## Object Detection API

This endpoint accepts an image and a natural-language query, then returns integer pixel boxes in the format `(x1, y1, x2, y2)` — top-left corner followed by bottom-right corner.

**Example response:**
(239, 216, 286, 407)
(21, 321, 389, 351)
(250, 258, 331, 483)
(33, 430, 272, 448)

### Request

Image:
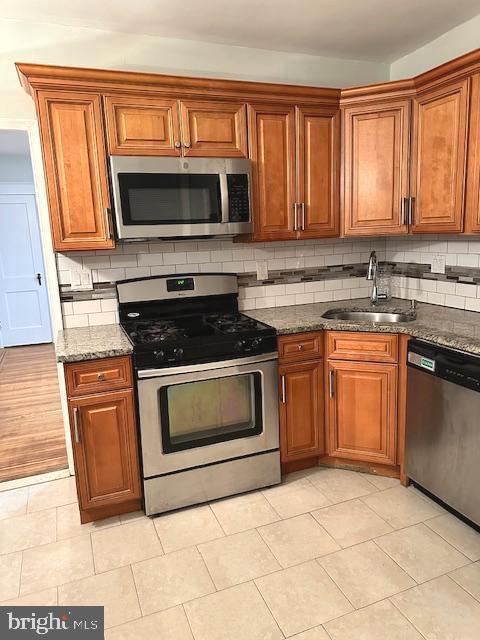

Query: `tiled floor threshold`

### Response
(1, 467, 480, 639)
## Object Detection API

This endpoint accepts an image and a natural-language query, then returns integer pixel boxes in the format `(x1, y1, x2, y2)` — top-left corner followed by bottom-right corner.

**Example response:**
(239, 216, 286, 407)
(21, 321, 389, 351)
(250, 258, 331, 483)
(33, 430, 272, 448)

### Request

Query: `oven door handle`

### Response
(137, 352, 279, 378)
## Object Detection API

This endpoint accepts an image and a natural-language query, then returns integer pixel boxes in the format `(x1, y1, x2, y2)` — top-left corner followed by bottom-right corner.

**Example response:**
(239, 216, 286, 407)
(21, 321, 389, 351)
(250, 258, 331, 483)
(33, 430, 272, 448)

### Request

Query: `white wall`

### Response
(0, 18, 390, 120)
(0, 153, 33, 182)
(390, 14, 480, 80)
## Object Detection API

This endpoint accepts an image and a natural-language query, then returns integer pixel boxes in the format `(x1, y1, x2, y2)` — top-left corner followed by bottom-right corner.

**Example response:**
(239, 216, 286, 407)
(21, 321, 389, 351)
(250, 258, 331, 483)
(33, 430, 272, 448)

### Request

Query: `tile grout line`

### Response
(388, 591, 430, 640)
(250, 579, 286, 639)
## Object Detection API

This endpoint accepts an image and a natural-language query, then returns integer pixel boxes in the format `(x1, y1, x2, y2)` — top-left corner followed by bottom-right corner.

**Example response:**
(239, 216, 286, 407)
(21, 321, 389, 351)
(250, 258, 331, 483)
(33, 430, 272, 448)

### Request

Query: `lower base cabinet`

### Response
(327, 360, 397, 466)
(65, 356, 142, 523)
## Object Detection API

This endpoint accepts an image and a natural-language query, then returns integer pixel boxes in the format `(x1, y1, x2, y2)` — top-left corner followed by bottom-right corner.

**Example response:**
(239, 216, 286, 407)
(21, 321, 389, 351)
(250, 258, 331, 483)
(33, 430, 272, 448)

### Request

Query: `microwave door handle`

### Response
(219, 173, 229, 223)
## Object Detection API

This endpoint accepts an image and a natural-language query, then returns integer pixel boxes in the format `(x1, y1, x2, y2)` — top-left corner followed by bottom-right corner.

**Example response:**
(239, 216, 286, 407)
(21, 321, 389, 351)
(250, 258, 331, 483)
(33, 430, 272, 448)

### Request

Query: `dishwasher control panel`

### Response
(408, 351, 435, 372)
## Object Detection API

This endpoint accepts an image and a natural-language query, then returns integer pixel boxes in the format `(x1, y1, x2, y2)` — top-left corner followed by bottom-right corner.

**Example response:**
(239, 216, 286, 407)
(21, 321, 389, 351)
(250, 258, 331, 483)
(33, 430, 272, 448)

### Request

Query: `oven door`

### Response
(110, 156, 252, 239)
(136, 353, 279, 477)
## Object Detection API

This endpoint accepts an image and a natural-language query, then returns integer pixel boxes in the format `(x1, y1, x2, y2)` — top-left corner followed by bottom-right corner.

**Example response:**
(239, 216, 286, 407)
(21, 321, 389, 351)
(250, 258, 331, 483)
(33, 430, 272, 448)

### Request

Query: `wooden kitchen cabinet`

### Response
(327, 360, 397, 466)
(343, 99, 410, 236)
(410, 78, 469, 233)
(65, 356, 141, 523)
(279, 359, 325, 462)
(465, 74, 480, 233)
(37, 91, 114, 251)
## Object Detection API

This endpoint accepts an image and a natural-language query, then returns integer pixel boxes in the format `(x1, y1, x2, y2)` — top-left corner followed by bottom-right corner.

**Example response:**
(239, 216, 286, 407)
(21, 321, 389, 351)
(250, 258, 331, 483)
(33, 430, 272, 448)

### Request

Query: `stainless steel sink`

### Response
(321, 310, 416, 323)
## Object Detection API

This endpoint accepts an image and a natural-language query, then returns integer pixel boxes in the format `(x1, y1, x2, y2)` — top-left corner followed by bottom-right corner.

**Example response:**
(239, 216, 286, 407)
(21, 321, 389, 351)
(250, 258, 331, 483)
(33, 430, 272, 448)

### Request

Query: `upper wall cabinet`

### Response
(343, 100, 410, 236)
(37, 91, 114, 251)
(105, 96, 248, 157)
(248, 103, 340, 241)
(410, 78, 469, 234)
(465, 74, 480, 234)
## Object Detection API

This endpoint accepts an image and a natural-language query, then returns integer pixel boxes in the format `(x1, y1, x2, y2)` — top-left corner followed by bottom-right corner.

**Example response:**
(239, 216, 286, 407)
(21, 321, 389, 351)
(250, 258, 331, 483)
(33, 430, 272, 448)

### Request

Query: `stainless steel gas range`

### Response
(116, 273, 281, 516)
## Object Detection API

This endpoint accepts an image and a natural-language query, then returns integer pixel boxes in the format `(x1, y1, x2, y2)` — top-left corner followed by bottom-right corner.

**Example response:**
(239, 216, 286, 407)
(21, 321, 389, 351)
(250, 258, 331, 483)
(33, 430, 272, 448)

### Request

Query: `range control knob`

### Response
(251, 337, 263, 350)
(173, 347, 184, 361)
(234, 340, 246, 352)
(153, 350, 165, 361)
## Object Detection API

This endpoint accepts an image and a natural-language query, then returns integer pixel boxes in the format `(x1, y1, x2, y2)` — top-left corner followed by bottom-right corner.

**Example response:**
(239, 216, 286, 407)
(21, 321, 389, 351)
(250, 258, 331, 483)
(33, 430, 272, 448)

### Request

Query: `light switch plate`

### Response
(256, 261, 268, 281)
(70, 269, 93, 290)
(431, 255, 446, 274)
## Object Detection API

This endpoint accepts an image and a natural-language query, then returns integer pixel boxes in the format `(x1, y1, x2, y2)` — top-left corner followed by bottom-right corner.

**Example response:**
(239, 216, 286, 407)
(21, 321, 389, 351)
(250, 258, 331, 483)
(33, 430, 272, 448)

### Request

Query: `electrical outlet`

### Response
(256, 261, 268, 281)
(431, 255, 446, 274)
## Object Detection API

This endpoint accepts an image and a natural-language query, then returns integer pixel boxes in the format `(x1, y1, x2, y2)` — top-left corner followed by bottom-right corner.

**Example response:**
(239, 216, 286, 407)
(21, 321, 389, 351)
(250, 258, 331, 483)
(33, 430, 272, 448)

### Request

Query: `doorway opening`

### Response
(0, 129, 68, 482)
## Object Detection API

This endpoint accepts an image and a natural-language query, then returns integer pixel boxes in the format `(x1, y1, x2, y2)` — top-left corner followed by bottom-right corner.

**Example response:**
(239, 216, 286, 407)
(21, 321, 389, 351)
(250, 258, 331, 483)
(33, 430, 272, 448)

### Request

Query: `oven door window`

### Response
(159, 372, 263, 453)
(118, 173, 222, 225)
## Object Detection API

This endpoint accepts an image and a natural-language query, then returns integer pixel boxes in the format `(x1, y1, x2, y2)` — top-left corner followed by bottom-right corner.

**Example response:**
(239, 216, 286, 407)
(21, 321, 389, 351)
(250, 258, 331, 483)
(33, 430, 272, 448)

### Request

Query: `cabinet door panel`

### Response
(343, 100, 410, 236)
(411, 79, 469, 233)
(37, 91, 113, 251)
(248, 104, 296, 240)
(70, 389, 141, 510)
(104, 95, 181, 155)
(328, 361, 397, 465)
(279, 360, 324, 461)
(465, 74, 480, 233)
(297, 107, 340, 238)
(180, 101, 247, 157)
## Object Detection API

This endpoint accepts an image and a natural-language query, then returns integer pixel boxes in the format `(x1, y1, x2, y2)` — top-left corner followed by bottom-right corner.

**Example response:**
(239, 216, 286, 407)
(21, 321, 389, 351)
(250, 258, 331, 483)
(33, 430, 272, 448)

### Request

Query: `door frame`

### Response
(0, 118, 74, 476)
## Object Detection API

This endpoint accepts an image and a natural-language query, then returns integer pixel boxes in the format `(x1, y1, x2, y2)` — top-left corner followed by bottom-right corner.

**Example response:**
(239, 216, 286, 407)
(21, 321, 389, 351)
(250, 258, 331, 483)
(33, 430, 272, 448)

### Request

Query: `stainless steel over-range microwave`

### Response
(110, 156, 252, 239)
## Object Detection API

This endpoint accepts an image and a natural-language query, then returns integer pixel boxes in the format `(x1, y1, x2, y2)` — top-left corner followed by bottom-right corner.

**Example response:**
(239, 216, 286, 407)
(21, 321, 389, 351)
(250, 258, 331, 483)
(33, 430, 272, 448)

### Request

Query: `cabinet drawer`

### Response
(65, 356, 132, 397)
(327, 332, 398, 363)
(278, 332, 323, 362)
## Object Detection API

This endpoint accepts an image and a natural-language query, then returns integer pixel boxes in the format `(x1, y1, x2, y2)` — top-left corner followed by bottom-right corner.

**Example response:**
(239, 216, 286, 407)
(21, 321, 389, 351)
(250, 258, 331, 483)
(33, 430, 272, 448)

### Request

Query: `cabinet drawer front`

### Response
(66, 356, 132, 396)
(278, 332, 323, 362)
(327, 332, 398, 363)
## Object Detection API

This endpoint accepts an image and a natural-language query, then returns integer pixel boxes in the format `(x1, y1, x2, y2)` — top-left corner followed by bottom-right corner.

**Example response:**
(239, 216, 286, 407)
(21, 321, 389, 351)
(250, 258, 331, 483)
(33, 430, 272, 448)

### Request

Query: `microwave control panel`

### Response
(227, 174, 250, 222)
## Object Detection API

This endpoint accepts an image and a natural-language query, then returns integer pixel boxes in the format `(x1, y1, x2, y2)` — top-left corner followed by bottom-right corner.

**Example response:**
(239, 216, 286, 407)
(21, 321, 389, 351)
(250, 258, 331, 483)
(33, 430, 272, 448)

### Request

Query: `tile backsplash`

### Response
(57, 234, 480, 329)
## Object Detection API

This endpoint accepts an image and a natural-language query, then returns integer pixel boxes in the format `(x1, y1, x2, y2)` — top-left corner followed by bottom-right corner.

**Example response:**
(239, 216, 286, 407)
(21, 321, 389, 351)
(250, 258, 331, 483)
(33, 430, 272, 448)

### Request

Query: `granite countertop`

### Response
(56, 324, 133, 363)
(245, 298, 480, 356)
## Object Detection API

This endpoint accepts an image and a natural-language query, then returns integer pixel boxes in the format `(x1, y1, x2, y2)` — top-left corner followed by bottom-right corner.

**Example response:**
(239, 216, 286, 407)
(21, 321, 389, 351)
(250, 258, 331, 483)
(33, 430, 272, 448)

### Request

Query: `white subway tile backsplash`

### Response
(275, 294, 296, 306)
(455, 282, 477, 298)
(163, 252, 187, 265)
(465, 298, 480, 312)
(72, 300, 102, 315)
(137, 253, 164, 266)
(110, 255, 138, 268)
(64, 314, 89, 328)
(125, 267, 151, 278)
(295, 292, 314, 305)
(445, 294, 466, 309)
(88, 311, 117, 326)
(100, 298, 119, 312)
(314, 291, 334, 303)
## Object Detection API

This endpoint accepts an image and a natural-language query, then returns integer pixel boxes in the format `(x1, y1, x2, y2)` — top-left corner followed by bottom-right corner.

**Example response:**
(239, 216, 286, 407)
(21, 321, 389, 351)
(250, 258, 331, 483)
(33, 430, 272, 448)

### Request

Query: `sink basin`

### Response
(321, 310, 415, 323)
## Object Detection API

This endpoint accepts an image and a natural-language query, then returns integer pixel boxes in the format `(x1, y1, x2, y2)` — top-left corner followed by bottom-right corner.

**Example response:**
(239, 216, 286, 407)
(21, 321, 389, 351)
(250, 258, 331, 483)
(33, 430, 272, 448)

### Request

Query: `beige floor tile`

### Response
(58, 566, 141, 629)
(255, 560, 353, 637)
(132, 547, 215, 615)
(119, 511, 146, 523)
(391, 574, 480, 639)
(287, 627, 330, 640)
(0, 487, 28, 520)
(105, 606, 193, 640)
(312, 499, 393, 548)
(1, 587, 58, 606)
(198, 529, 280, 589)
(0, 508, 56, 554)
(263, 482, 331, 519)
(20, 535, 94, 595)
(319, 540, 414, 608)
(27, 477, 77, 513)
(376, 523, 470, 583)
(154, 504, 224, 553)
(450, 562, 480, 602)
(258, 513, 339, 568)
(57, 502, 121, 540)
(0, 552, 22, 601)
(308, 468, 377, 503)
(426, 513, 480, 561)
(91, 518, 163, 573)
(210, 491, 279, 534)
(325, 599, 422, 640)
(361, 485, 442, 529)
(364, 474, 401, 490)
(184, 581, 282, 640)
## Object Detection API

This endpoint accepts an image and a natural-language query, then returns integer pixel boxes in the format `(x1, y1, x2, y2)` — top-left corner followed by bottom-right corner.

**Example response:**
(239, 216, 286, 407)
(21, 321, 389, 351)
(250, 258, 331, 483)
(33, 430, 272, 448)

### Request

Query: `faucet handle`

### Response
(410, 298, 417, 310)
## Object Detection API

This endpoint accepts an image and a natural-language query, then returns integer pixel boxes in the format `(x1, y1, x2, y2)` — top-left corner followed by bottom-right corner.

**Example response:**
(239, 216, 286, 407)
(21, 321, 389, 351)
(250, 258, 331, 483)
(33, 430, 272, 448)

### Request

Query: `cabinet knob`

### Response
(174, 141, 181, 148)
(183, 142, 191, 148)
(97, 372, 106, 381)
(297, 344, 303, 351)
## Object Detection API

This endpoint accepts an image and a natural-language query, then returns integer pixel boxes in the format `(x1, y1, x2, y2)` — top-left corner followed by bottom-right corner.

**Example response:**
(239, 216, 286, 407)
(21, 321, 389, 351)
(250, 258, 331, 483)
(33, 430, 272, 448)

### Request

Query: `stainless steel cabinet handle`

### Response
(104, 207, 112, 239)
(73, 407, 81, 444)
(281, 375, 287, 403)
(329, 370, 335, 398)
(409, 196, 415, 225)
(293, 203, 299, 231)
(401, 197, 408, 225)
(174, 141, 182, 148)
(300, 202, 306, 230)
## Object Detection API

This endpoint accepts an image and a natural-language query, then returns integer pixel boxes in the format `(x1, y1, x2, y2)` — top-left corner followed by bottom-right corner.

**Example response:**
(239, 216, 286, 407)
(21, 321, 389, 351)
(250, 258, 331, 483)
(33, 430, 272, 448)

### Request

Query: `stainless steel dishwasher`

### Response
(406, 339, 480, 527)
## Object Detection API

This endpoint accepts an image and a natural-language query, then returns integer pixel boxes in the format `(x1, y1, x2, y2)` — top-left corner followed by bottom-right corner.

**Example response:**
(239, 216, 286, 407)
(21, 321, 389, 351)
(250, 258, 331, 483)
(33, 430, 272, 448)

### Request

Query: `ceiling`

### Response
(3, 0, 479, 62)
(0, 130, 30, 155)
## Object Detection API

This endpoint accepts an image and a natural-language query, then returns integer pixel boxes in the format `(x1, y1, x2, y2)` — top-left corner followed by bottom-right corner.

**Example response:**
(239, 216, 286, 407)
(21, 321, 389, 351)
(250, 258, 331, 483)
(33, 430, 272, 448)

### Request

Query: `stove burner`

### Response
(207, 314, 259, 334)
(129, 320, 186, 343)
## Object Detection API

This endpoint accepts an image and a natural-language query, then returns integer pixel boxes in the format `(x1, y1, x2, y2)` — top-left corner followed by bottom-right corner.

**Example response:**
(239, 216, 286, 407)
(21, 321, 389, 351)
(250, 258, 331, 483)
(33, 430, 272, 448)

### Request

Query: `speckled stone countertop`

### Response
(245, 298, 480, 356)
(56, 324, 133, 363)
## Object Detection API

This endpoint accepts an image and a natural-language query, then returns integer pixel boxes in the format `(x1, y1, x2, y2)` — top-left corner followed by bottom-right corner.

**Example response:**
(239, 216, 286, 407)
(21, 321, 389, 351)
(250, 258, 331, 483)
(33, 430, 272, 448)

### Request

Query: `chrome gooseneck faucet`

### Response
(367, 250, 379, 305)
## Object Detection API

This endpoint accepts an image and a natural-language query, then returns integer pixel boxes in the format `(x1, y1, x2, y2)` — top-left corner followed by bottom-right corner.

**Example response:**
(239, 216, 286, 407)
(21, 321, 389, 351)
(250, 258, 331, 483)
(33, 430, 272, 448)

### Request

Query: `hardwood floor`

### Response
(0, 344, 68, 482)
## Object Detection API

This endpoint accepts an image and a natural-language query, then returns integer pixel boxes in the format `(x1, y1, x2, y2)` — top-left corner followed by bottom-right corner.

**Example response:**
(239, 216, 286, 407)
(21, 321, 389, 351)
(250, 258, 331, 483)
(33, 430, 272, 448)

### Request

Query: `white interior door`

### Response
(0, 191, 52, 346)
